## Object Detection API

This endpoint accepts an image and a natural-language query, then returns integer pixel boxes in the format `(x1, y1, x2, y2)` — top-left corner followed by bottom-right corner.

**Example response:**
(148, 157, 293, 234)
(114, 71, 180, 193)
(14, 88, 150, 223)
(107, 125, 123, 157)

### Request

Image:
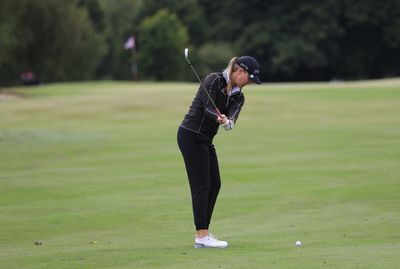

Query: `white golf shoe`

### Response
(194, 234, 228, 248)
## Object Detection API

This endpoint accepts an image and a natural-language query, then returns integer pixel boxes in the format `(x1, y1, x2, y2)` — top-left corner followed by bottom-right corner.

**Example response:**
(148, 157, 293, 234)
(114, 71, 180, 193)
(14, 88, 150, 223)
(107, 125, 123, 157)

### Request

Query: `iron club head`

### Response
(184, 48, 189, 59)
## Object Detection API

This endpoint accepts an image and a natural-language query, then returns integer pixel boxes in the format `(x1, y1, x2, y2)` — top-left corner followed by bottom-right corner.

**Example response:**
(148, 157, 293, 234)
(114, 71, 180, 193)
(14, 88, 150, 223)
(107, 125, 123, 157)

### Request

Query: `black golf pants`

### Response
(177, 127, 221, 230)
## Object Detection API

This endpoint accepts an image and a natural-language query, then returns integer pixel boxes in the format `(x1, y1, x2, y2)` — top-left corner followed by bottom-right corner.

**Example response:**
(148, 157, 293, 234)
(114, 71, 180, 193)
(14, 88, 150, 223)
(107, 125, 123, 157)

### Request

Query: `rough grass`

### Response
(1, 79, 399, 268)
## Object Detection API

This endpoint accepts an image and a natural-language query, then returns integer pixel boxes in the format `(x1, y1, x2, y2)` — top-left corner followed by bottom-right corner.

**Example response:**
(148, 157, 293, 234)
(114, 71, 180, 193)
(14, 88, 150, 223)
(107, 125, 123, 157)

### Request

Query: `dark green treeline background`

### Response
(1, 0, 399, 86)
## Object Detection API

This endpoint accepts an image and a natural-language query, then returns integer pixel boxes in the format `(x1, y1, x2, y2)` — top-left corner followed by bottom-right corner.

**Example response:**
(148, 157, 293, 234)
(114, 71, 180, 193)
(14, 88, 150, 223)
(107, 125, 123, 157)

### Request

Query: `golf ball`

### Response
(295, 240, 302, 246)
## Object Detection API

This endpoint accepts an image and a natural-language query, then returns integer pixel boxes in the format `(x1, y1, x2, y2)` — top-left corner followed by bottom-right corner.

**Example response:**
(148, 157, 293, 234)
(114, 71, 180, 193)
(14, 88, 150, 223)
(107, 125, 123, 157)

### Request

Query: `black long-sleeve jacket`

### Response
(180, 72, 245, 141)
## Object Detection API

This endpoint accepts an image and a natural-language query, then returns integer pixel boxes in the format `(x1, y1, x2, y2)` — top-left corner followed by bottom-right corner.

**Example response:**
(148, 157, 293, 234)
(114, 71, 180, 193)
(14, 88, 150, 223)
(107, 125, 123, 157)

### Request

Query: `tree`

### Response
(78, 0, 106, 33)
(98, 0, 143, 80)
(138, 9, 189, 80)
(198, 0, 400, 81)
(197, 42, 236, 77)
(331, 0, 400, 79)
(0, 0, 106, 86)
(136, 0, 207, 46)
(2, 0, 399, 84)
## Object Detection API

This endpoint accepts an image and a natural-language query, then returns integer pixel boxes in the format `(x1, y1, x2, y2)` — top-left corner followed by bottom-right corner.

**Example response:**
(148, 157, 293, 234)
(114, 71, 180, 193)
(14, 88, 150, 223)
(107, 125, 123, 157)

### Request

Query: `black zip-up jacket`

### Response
(180, 72, 245, 141)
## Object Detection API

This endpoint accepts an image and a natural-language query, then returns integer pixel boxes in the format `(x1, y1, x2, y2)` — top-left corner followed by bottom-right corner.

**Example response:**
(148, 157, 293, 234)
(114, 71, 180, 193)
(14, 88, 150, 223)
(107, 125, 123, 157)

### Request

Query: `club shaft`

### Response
(185, 58, 222, 117)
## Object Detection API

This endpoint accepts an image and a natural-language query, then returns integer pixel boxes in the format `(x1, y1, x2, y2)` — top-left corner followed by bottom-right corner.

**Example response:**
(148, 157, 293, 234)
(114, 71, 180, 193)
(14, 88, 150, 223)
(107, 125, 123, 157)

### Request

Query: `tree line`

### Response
(1, 0, 399, 86)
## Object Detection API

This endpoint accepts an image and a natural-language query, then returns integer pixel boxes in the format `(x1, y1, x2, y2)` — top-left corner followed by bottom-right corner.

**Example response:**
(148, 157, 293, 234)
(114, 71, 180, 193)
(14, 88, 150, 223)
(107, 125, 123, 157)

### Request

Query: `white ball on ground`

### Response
(295, 240, 302, 246)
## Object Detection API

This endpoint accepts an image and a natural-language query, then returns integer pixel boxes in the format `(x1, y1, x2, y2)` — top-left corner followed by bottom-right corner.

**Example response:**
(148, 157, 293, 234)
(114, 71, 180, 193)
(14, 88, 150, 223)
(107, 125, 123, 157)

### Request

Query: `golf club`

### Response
(184, 48, 222, 117)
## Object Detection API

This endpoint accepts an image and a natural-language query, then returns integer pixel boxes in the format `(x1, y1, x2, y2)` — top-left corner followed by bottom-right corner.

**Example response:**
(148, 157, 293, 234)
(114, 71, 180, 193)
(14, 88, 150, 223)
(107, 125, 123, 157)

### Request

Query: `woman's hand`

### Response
(217, 114, 228, 124)
(218, 115, 235, 130)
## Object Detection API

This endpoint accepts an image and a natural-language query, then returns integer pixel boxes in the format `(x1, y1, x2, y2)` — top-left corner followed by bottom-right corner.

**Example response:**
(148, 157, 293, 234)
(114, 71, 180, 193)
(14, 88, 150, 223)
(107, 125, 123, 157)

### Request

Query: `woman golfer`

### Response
(177, 56, 261, 248)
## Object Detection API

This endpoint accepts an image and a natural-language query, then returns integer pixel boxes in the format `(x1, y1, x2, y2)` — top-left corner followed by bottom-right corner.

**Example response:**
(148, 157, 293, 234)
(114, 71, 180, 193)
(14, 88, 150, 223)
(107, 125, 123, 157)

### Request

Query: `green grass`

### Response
(1, 79, 399, 268)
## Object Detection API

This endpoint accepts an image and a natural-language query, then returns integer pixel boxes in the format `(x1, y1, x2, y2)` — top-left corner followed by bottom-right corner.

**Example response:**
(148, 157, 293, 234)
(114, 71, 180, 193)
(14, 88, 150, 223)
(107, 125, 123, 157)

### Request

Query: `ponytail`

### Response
(224, 57, 239, 94)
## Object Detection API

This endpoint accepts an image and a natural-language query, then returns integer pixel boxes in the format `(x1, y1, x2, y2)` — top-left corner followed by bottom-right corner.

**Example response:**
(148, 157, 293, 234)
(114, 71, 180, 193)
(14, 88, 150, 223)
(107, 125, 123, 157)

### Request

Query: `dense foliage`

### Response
(1, 0, 399, 85)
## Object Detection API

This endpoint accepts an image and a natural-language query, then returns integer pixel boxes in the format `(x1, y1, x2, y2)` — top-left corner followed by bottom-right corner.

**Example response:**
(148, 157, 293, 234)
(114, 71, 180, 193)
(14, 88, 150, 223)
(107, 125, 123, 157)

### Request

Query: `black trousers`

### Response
(177, 127, 221, 230)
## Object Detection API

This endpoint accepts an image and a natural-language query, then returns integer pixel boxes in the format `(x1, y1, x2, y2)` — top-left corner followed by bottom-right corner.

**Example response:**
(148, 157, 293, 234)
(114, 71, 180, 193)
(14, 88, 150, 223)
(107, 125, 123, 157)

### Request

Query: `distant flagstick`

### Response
(124, 36, 138, 80)
(184, 48, 222, 117)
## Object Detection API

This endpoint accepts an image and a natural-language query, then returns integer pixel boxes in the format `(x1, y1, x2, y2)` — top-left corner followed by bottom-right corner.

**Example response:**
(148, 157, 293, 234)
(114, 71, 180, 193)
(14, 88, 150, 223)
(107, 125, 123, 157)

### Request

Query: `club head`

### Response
(184, 48, 189, 59)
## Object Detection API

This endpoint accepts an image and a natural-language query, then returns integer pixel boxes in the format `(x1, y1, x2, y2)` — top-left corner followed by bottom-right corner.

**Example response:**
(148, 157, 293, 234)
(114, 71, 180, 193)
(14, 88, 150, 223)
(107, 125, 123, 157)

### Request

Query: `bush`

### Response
(138, 9, 189, 81)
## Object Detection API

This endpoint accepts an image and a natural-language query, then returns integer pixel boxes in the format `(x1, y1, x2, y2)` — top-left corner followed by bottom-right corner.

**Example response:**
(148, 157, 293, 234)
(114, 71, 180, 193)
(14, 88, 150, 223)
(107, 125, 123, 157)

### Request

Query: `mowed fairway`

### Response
(1, 79, 399, 269)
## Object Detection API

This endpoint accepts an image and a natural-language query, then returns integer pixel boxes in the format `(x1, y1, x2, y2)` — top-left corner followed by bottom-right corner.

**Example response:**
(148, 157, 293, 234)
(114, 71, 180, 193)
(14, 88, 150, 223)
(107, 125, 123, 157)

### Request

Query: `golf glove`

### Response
(222, 119, 234, 131)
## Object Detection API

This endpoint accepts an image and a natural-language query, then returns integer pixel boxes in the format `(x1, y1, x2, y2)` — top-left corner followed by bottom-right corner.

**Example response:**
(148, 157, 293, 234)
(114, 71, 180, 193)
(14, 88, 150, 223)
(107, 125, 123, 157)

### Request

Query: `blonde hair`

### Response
(224, 57, 240, 94)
